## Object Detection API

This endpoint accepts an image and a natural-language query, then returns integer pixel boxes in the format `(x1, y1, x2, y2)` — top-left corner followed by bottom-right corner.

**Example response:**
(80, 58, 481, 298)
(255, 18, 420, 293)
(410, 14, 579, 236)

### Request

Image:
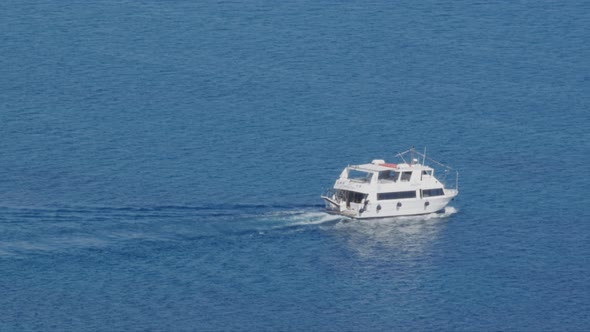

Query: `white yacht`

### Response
(321, 148, 458, 219)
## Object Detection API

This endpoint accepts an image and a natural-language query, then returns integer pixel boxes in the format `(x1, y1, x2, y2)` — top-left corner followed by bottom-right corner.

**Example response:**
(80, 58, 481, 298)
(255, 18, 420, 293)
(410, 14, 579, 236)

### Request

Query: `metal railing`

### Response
(394, 147, 459, 191)
(322, 188, 336, 198)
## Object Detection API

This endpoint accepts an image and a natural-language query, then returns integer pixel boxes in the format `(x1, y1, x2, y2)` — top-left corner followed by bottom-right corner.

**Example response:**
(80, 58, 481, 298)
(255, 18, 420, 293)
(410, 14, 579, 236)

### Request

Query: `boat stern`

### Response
(321, 195, 341, 212)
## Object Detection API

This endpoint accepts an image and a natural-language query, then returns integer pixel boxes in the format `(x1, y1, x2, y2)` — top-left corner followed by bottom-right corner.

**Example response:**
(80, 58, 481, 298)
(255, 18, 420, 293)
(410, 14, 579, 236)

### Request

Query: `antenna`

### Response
(396, 151, 407, 164)
(422, 147, 426, 165)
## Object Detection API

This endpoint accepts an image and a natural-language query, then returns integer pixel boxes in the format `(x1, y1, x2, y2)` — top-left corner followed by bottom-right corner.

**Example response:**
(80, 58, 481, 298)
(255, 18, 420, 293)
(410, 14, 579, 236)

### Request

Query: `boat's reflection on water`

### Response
(324, 207, 457, 260)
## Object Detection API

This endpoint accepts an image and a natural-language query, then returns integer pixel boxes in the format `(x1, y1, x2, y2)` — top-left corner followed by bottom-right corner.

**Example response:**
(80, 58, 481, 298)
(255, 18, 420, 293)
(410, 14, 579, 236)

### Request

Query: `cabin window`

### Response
(377, 191, 417, 200)
(347, 170, 372, 183)
(378, 170, 398, 182)
(422, 188, 444, 197)
(422, 170, 432, 176)
(350, 191, 367, 203)
(400, 171, 412, 182)
(338, 190, 367, 204)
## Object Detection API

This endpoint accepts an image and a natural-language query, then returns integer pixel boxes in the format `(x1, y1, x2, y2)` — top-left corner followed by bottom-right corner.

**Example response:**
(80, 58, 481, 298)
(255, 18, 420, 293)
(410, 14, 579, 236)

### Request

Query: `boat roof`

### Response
(349, 162, 432, 172)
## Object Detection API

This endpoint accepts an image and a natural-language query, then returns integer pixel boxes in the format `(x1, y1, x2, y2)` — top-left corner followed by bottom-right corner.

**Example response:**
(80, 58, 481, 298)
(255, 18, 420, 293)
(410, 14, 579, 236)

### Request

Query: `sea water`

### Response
(1, 0, 589, 330)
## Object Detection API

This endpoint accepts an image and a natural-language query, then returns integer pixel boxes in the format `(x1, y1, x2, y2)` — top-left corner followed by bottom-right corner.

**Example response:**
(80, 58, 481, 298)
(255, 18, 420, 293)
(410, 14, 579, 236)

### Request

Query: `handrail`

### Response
(323, 188, 335, 197)
(394, 147, 458, 190)
(395, 147, 454, 170)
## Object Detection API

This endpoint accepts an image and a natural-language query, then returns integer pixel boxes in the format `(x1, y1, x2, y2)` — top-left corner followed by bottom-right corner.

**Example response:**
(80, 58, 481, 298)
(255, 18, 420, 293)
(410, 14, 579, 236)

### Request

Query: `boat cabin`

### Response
(321, 148, 459, 218)
(332, 159, 446, 209)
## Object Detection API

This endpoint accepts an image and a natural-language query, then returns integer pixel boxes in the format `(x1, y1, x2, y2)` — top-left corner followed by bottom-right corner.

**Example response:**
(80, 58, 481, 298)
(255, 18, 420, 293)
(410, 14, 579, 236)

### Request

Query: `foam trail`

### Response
(441, 206, 458, 216)
(260, 208, 345, 228)
(286, 212, 344, 226)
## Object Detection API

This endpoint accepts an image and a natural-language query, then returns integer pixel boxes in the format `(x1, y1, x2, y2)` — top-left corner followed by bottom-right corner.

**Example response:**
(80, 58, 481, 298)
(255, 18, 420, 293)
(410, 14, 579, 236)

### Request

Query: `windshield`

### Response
(347, 170, 372, 183)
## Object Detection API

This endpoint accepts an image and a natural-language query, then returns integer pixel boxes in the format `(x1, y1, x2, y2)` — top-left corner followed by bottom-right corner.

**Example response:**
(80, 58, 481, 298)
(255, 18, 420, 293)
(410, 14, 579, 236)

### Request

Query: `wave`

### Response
(266, 210, 345, 227)
(326, 206, 459, 259)
(0, 203, 324, 217)
(0, 204, 458, 258)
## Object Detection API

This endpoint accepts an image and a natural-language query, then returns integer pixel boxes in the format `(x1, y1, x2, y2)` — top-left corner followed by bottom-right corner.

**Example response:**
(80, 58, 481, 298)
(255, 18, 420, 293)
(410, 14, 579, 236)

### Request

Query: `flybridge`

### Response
(321, 147, 459, 219)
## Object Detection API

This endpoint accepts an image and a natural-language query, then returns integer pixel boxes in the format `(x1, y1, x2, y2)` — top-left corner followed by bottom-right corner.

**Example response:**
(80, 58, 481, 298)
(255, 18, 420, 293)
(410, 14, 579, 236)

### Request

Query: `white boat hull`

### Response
(322, 189, 457, 219)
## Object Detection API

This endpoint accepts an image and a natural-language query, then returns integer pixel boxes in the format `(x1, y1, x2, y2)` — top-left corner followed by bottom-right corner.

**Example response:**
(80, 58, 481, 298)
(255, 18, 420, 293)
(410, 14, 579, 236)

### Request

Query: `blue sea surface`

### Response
(1, 0, 589, 330)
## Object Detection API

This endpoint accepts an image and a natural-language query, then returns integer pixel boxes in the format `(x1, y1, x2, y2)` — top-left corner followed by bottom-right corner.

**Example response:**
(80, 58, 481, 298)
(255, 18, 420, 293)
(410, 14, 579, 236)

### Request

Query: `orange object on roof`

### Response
(380, 163, 397, 168)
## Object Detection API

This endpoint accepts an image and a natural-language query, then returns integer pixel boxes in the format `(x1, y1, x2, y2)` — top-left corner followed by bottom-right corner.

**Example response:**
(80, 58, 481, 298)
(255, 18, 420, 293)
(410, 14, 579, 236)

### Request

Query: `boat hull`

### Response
(322, 190, 457, 219)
